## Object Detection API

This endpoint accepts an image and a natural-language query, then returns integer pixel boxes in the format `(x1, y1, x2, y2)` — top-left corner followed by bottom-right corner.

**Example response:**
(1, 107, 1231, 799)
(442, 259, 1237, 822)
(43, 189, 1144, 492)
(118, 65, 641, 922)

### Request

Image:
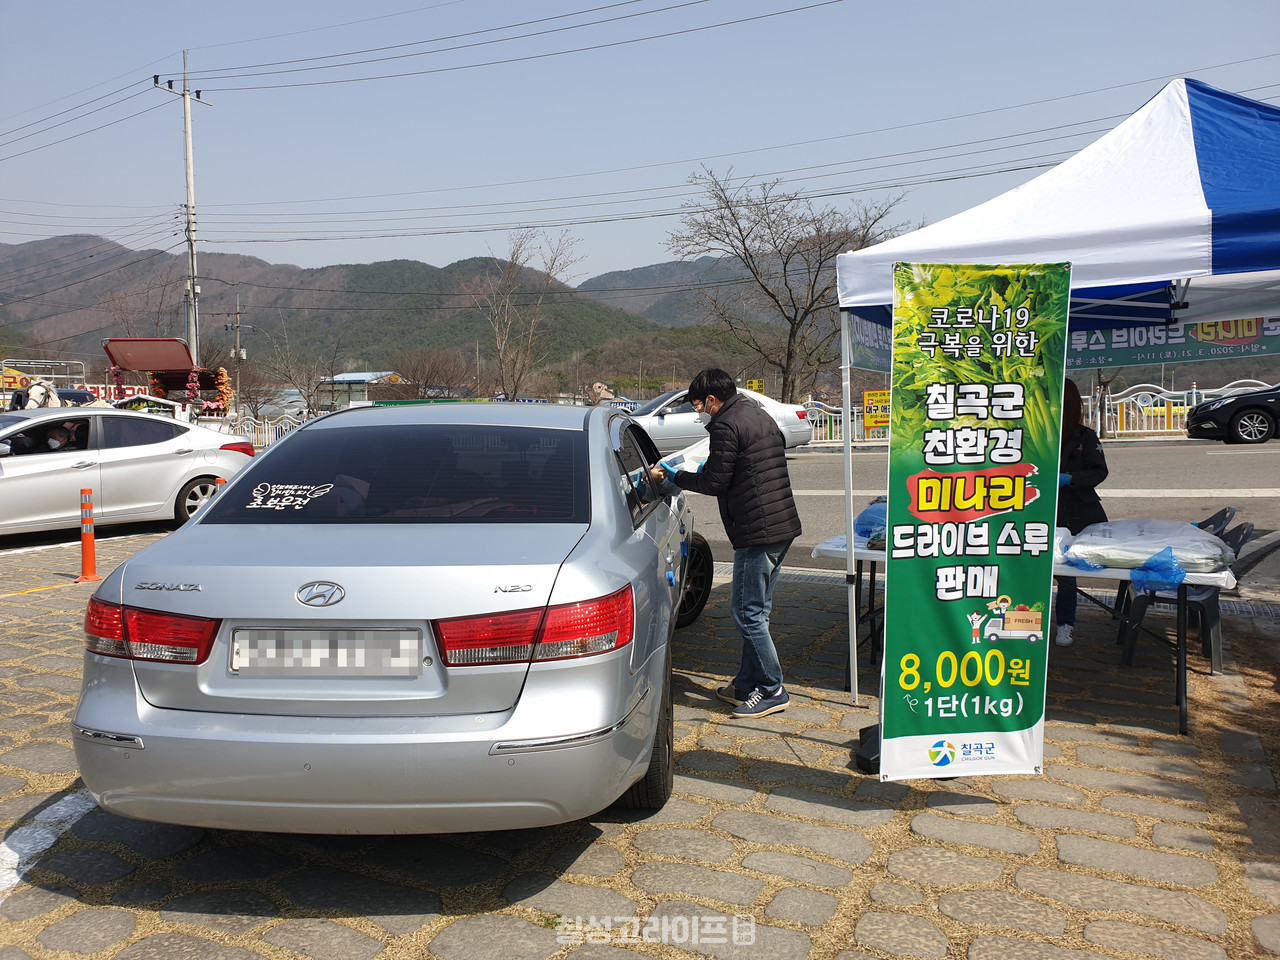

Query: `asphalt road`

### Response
(683, 439, 1280, 573)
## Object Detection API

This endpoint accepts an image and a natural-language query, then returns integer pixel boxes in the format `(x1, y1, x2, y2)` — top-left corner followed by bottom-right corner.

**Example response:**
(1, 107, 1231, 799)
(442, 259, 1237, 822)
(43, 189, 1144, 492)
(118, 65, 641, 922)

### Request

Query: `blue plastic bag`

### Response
(854, 496, 887, 541)
(1129, 546, 1187, 592)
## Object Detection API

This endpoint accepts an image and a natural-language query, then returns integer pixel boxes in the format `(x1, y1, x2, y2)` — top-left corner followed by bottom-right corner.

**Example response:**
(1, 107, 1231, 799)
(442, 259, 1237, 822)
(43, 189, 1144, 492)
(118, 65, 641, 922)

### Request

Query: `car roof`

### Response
(1, 407, 192, 427)
(310, 402, 599, 431)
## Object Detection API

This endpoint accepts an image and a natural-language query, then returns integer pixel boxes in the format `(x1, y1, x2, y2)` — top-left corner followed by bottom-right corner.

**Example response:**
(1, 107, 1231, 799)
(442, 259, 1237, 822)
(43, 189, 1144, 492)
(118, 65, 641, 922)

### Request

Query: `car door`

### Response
(95, 413, 198, 521)
(644, 393, 708, 454)
(611, 419, 685, 664)
(0, 416, 100, 534)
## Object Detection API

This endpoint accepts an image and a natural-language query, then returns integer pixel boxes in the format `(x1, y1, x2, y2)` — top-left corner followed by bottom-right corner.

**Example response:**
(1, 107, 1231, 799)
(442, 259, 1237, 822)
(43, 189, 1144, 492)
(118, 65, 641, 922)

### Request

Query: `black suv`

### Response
(6, 387, 99, 409)
(1186, 383, 1280, 444)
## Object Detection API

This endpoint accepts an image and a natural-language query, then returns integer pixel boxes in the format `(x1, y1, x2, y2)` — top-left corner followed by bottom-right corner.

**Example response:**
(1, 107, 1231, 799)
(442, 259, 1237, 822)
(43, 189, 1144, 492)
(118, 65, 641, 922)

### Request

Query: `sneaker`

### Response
(1055, 625, 1074, 647)
(732, 687, 790, 718)
(715, 684, 750, 706)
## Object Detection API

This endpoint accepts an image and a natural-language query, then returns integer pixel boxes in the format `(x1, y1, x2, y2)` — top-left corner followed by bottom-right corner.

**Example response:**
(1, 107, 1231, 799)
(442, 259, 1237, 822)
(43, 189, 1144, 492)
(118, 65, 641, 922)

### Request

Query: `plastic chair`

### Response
(1112, 506, 1237, 617)
(1119, 521, 1254, 675)
(1197, 506, 1238, 537)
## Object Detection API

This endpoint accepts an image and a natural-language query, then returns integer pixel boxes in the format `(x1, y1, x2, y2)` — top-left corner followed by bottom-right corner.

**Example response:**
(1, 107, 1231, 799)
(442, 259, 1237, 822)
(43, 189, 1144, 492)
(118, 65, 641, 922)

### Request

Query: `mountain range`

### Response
(0, 236, 741, 377)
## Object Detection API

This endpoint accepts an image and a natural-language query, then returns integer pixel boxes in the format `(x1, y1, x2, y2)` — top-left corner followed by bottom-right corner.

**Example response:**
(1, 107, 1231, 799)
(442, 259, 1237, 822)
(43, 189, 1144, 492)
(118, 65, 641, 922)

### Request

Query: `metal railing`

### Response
(200, 414, 308, 446)
(802, 380, 1272, 444)
(803, 401, 888, 445)
(1086, 380, 1270, 438)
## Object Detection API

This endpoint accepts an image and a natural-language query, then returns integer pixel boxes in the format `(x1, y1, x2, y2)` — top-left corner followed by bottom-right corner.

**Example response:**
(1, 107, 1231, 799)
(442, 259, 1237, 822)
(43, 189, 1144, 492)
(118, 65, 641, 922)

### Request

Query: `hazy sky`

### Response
(3, 0, 1278, 281)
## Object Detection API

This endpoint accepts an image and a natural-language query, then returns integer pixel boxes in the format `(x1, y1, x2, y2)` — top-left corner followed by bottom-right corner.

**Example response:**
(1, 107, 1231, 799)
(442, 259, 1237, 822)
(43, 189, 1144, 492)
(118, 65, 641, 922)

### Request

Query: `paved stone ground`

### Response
(2, 534, 1280, 958)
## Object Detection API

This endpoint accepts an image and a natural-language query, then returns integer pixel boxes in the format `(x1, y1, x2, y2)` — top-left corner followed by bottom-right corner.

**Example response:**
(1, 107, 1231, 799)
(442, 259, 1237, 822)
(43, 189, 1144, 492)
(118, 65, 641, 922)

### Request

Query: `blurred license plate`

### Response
(231, 628, 421, 677)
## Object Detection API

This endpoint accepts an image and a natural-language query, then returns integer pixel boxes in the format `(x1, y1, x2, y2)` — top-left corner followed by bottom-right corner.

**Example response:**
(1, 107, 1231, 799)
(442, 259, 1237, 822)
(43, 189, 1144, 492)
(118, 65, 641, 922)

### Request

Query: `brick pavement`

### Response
(1, 533, 1279, 958)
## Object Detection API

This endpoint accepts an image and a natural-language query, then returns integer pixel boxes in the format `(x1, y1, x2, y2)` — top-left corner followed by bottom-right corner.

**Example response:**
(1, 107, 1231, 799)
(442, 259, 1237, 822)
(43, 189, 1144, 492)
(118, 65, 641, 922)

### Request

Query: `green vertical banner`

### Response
(879, 262, 1070, 781)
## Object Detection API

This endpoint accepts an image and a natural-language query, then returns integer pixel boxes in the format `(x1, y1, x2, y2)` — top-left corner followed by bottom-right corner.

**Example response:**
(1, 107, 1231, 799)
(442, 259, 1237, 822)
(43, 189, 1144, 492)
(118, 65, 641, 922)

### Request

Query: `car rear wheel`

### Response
(675, 533, 713, 628)
(175, 477, 219, 524)
(618, 651, 673, 810)
(1230, 409, 1275, 444)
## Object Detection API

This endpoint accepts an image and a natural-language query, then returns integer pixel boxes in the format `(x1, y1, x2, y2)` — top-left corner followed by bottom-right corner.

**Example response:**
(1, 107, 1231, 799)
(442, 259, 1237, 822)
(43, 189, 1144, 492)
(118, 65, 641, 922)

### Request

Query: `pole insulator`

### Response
(75, 488, 103, 583)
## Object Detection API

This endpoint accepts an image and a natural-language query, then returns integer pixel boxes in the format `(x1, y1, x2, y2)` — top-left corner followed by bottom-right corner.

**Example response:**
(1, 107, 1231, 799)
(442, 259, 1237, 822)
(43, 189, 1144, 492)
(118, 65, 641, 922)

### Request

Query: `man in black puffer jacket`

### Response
(649, 368, 801, 718)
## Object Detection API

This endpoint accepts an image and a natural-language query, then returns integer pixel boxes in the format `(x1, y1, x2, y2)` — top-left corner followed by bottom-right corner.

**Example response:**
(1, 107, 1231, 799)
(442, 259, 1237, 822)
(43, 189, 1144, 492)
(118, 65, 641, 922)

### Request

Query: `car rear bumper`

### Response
(72, 656, 656, 834)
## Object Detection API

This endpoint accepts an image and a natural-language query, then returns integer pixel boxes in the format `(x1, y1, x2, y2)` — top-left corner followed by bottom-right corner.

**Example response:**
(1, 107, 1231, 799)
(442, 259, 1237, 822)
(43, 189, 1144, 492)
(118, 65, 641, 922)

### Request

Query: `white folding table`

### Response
(812, 534, 1236, 734)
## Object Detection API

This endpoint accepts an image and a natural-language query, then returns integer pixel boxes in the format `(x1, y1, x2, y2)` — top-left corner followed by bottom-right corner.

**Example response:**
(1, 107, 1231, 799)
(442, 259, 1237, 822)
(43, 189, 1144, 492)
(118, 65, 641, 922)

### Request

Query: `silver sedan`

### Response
(0, 407, 255, 536)
(73, 402, 702, 834)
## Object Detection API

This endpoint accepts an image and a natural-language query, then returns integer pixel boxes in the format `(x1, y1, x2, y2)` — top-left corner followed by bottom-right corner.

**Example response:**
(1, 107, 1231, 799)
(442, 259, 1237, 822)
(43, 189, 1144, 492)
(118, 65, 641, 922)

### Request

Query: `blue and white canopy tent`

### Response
(831, 78, 1280, 697)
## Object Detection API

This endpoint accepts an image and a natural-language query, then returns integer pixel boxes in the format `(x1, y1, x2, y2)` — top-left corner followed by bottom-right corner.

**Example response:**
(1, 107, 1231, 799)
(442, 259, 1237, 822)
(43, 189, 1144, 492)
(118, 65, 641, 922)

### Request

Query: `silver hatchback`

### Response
(73, 403, 699, 834)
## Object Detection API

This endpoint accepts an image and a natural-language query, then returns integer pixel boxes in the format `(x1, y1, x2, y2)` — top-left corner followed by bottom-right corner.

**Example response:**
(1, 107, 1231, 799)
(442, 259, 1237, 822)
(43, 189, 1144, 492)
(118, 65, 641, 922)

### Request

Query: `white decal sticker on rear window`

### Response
(246, 482, 333, 510)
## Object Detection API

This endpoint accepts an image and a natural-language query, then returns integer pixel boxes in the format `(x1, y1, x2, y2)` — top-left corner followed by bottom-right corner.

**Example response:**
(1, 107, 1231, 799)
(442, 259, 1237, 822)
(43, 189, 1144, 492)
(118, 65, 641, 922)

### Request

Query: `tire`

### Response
(175, 477, 219, 524)
(675, 532, 713, 628)
(618, 650, 673, 810)
(1230, 409, 1275, 444)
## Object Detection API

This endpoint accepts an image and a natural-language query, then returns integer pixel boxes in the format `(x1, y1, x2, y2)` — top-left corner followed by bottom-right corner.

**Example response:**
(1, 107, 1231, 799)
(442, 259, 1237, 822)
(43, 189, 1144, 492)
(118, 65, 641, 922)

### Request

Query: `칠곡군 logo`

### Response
(928, 740, 956, 767)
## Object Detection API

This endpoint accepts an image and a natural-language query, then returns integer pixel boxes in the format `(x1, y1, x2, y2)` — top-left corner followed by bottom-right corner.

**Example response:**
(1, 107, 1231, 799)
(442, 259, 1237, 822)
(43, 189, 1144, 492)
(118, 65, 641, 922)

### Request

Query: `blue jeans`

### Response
(1055, 576, 1078, 627)
(730, 541, 792, 696)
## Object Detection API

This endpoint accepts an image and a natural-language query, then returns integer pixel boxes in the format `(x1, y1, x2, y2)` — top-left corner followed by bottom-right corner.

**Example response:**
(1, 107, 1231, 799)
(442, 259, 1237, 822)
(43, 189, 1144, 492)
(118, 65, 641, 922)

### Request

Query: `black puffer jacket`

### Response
(674, 393, 802, 549)
(1058, 424, 1109, 535)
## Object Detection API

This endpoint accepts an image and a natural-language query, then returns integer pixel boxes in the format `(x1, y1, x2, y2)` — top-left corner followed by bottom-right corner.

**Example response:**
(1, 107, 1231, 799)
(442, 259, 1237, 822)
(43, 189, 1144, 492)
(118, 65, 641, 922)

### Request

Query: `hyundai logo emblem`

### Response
(296, 581, 346, 607)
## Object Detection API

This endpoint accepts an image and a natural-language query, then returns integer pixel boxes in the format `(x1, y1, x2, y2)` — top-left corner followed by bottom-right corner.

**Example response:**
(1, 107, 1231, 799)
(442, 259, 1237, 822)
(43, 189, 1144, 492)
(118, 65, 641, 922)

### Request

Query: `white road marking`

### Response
(793, 488, 1280, 498)
(0, 789, 97, 899)
(1101, 489, 1280, 498)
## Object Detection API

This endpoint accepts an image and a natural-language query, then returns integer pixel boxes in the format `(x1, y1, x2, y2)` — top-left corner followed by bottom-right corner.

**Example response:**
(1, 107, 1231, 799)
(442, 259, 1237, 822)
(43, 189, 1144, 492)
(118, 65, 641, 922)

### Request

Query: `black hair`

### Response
(687, 368, 736, 404)
(1061, 378, 1083, 444)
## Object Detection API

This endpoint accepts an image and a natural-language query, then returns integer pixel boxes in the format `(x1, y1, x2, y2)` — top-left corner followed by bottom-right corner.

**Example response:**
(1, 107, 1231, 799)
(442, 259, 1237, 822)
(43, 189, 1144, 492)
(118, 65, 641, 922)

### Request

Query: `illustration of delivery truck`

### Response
(980, 595, 1043, 644)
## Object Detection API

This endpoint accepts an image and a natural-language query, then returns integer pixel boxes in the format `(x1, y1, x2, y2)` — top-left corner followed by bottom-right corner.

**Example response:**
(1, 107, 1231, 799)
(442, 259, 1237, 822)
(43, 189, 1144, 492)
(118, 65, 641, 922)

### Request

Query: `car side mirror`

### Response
(0, 443, 10, 458)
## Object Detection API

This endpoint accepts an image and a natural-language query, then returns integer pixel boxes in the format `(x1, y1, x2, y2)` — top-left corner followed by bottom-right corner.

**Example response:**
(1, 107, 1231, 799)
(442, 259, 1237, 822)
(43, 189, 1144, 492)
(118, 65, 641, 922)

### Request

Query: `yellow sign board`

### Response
(2, 367, 34, 391)
(863, 389, 890, 428)
(745, 379, 764, 392)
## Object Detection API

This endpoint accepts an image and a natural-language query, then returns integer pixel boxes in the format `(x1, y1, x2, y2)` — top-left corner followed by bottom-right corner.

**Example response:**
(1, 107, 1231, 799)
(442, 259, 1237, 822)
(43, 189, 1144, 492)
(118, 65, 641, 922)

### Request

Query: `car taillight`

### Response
(84, 598, 126, 658)
(435, 609, 544, 666)
(84, 597, 220, 664)
(434, 586, 634, 667)
(221, 441, 256, 457)
(795, 409, 807, 420)
(535, 586, 634, 661)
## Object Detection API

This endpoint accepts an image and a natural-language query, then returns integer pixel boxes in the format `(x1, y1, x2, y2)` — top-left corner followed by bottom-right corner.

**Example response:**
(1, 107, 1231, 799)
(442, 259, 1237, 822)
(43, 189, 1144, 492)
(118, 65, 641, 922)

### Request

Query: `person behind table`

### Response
(1054, 378, 1109, 647)
(647, 368, 802, 718)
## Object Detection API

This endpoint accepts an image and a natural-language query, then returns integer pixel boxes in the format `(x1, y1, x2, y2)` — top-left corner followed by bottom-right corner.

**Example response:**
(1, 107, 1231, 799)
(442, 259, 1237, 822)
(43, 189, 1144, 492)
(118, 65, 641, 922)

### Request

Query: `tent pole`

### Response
(841, 311, 859, 705)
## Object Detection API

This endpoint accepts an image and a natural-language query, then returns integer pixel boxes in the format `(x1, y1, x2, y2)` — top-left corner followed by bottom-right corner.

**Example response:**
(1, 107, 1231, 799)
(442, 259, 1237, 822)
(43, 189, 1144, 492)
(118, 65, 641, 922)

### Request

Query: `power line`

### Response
(192, 2, 842, 92)
(181, 0, 684, 80)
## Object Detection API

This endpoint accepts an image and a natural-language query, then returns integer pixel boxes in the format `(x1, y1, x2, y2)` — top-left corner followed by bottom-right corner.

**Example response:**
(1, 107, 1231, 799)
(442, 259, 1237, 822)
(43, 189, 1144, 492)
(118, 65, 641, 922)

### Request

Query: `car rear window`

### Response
(202, 424, 588, 524)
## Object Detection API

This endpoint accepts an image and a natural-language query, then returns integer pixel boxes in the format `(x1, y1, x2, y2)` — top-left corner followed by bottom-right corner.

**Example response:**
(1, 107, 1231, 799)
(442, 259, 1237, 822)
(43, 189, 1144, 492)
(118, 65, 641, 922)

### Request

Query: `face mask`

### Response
(48, 439, 62, 450)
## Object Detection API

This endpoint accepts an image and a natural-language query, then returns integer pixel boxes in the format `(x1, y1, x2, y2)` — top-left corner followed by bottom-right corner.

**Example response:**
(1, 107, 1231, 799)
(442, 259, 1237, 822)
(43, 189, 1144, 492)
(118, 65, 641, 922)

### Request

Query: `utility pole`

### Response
(154, 53, 207, 363)
(204, 302, 253, 421)
(222, 296, 253, 420)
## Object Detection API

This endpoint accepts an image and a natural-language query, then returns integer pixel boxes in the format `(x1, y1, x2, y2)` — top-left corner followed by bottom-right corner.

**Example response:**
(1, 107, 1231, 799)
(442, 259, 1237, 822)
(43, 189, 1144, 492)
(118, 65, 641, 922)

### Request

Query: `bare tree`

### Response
(97, 262, 185, 339)
(667, 168, 907, 403)
(259, 316, 346, 416)
(383, 347, 473, 399)
(234, 361, 288, 418)
(469, 229, 583, 401)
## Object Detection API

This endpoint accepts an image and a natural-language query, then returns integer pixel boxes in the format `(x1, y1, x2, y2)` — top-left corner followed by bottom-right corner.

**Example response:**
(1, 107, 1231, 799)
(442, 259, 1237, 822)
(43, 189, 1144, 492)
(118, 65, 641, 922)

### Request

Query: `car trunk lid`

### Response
(120, 524, 586, 717)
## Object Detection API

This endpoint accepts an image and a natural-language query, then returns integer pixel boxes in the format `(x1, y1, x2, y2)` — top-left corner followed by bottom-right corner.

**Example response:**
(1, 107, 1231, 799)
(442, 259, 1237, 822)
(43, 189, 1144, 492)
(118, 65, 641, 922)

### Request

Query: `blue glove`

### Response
(696, 460, 705, 473)
(659, 461, 678, 475)
(1058, 473, 1070, 488)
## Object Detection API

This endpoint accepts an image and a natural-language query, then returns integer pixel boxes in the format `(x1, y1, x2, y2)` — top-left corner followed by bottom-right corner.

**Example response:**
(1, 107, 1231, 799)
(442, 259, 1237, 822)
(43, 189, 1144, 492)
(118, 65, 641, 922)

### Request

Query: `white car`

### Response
(0, 407, 254, 536)
(629, 387, 813, 455)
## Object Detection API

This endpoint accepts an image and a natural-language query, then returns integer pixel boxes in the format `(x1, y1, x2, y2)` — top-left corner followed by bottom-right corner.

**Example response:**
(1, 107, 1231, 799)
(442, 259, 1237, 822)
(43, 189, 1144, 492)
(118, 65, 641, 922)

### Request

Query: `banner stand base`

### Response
(855, 724, 880, 774)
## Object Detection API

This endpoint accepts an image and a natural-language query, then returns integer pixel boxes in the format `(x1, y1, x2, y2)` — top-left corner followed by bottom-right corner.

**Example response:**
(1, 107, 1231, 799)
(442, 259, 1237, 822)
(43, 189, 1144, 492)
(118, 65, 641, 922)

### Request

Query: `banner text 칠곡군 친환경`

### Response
(879, 262, 1070, 781)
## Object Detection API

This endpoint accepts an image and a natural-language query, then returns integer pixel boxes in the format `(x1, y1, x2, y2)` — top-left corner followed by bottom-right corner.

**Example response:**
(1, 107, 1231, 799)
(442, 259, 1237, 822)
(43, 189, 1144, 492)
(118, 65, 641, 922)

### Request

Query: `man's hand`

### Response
(646, 463, 669, 484)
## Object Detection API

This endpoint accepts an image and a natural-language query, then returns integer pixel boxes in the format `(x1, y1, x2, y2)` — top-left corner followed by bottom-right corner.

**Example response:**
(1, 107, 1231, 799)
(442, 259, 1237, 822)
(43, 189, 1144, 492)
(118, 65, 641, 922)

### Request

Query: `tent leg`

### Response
(841, 311, 859, 705)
